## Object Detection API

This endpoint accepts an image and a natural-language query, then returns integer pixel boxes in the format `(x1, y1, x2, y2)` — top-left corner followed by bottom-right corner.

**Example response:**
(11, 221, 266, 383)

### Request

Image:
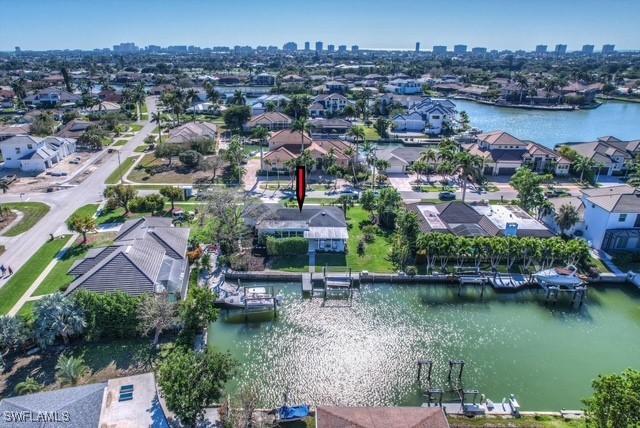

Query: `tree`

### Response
(34, 293, 85, 348)
(376, 187, 402, 229)
(151, 112, 163, 143)
(137, 293, 177, 346)
(158, 346, 235, 427)
(14, 377, 42, 395)
(573, 155, 596, 183)
(374, 117, 390, 139)
(348, 125, 366, 169)
(284, 94, 311, 119)
(455, 152, 483, 202)
(223, 136, 247, 183)
(73, 291, 141, 341)
(458, 110, 471, 131)
(179, 287, 219, 334)
(30, 113, 56, 136)
(627, 155, 640, 189)
(155, 142, 181, 166)
(179, 150, 202, 168)
(222, 105, 251, 131)
(291, 118, 310, 154)
(104, 185, 137, 214)
(360, 190, 376, 213)
(66, 213, 97, 243)
(510, 167, 552, 214)
(251, 126, 269, 171)
(202, 155, 224, 182)
(0, 316, 27, 370)
(55, 354, 89, 385)
(557, 145, 579, 162)
(555, 204, 580, 235)
(77, 126, 106, 150)
(230, 90, 246, 106)
(583, 369, 640, 428)
(160, 186, 183, 210)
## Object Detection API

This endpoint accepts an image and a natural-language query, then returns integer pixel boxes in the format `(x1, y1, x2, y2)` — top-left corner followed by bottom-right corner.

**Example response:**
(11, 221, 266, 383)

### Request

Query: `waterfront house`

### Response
(580, 185, 640, 251)
(253, 72, 276, 86)
(561, 81, 604, 105)
(250, 94, 290, 115)
(463, 131, 570, 176)
(316, 406, 449, 428)
(391, 98, 457, 135)
(252, 204, 348, 253)
(541, 196, 585, 236)
(309, 93, 353, 118)
(407, 201, 553, 238)
(263, 130, 353, 170)
(379, 94, 428, 113)
(0, 135, 76, 172)
(24, 88, 81, 107)
(244, 112, 292, 131)
(309, 118, 352, 135)
(385, 78, 423, 95)
(167, 122, 217, 147)
(65, 217, 190, 300)
(558, 136, 640, 176)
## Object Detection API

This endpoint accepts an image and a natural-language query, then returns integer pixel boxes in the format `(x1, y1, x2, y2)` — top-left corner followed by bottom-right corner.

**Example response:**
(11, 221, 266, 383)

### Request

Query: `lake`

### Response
(454, 99, 640, 148)
(208, 282, 640, 410)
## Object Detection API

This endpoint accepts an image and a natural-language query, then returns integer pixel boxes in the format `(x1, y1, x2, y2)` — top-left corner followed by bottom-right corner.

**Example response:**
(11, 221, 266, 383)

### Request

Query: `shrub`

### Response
(74, 291, 141, 340)
(357, 239, 366, 256)
(129, 194, 165, 214)
(405, 265, 417, 276)
(266, 236, 308, 256)
(179, 150, 202, 167)
(361, 225, 378, 243)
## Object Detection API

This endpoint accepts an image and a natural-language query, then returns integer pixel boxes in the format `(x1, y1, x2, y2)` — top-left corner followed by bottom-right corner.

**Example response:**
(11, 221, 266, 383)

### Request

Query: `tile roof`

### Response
(316, 406, 449, 428)
(167, 122, 217, 144)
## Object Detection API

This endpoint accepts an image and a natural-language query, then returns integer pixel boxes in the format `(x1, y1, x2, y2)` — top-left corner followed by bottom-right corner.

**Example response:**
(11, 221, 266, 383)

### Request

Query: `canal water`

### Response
(208, 282, 640, 410)
(454, 100, 640, 148)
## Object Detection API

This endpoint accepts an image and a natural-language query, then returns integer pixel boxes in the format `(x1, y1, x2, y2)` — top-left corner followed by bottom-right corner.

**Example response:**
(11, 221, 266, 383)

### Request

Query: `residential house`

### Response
(391, 98, 457, 135)
(263, 130, 353, 171)
(87, 101, 121, 114)
(24, 88, 81, 107)
(324, 80, 349, 93)
(244, 112, 292, 131)
(56, 119, 93, 140)
(559, 136, 640, 176)
(309, 93, 353, 117)
(407, 201, 554, 237)
(541, 196, 585, 236)
(253, 72, 276, 86)
(0, 135, 76, 172)
(561, 81, 604, 104)
(65, 217, 190, 300)
(309, 118, 352, 136)
(250, 94, 290, 115)
(252, 205, 349, 253)
(580, 185, 640, 251)
(377, 146, 431, 173)
(316, 406, 449, 428)
(463, 131, 571, 176)
(0, 87, 15, 109)
(0, 373, 168, 428)
(0, 123, 30, 141)
(385, 78, 423, 95)
(379, 94, 428, 113)
(167, 122, 217, 146)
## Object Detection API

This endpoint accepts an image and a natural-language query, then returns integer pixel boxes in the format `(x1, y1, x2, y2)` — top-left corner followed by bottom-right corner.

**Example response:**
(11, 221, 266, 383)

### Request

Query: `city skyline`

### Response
(1, 0, 639, 51)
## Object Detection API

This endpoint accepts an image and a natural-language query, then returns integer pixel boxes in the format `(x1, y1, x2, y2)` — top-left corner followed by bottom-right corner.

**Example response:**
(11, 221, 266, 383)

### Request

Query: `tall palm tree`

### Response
(555, 204, 580, 235)
(252, 126, 270, 171)
(186, 88, 199, 121)
(455, 152, 483, 202)
(291, 118, 310, 154)
(573, 155, 596, 183)
(419, 148, 438, 184)
(231, 90, 246, 106)
(151, 112, 162, 143)
(348, 125, 366, 170)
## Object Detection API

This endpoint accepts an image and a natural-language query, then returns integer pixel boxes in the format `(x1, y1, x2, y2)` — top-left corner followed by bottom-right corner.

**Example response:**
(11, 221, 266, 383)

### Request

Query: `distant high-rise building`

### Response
(304, 41, 310, 51)
(167, 45, 188, 53)
(432, 45, 447, 55)
(602, 44, 615, 54)
(535, 44, 548, 54)
(315, 41, 323, 53)
(351, 45, 359, 53)
(113, 42, 139, 53)
(256, 46, 267, 53)
(14, 46, 21, 54)
(146, 45, 162, 53)
(327, 44, 335, 53)
(188, 45, 201, 53)
(234, 45, 253, 55)
(554, 44, 567, 55)
(471, 47, 487, 55)
(581, 44, 595, 55)
(283, 42, 297, 52)
(338, 45, 347, 53)
(415, 42, 420, 53)
(453, 44, 467, 55)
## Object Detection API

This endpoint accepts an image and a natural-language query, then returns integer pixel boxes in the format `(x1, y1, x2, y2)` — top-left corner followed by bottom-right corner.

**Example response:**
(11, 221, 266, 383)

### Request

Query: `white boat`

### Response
(213, 281, 282, 310)
(534, 265, 583, 288)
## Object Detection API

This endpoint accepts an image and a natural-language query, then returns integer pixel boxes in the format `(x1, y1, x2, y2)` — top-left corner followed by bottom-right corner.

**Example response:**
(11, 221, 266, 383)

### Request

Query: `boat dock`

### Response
(487, 273, 532, 290)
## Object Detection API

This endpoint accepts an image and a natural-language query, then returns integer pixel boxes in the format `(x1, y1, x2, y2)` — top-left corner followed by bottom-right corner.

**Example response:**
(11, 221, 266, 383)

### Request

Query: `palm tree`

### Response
(555, 204, 580, 235)
(55, 354, 88, 385)
(375, 159, 390, 188)
(252, 126, 270, 171)
(343, 146, 358, 186)
(14, 377, 42, 395)
(34, 293, 85, 348)
(455, 152, 483, 202)
(186, 88, 199, 121)
(573, 155, 596, 183)
(291, 118, 310, 153)
(515, 73, 529, 104)
(151, 112, 162, 143)
(348, 125, 366, 167)
(231, 90, 246, 106)
(204, 81, 221, 108)
(419, 149, 438, 183)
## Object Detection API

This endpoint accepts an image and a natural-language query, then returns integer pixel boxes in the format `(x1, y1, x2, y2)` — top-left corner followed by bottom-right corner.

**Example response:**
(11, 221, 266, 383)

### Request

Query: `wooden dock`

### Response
(488, 273, 532, 290)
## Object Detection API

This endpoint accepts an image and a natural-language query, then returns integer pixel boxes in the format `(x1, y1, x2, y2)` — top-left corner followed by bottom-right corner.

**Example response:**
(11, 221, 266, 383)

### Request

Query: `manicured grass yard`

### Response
(268, 255, 309, 272)
(363, 126, 381, 141)
(69, 204, 99, 219)
(0, 235, 71, 315)
(345, 206, 394, 272)
(33, 233, 117, 296)
(112, 139, 128, 146)
(105, 155, 137, 184)
(129, 124, 143, 132)
(134, 144, 151, 152)
(0, 202, 50, 237)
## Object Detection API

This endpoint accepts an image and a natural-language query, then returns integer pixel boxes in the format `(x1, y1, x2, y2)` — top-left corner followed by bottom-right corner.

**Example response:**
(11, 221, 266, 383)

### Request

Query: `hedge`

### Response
(266, 236, 308, 256)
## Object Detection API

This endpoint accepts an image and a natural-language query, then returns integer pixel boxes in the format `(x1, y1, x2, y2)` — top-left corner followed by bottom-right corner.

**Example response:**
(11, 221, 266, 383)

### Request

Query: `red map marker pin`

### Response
(296, 165, 306, 212)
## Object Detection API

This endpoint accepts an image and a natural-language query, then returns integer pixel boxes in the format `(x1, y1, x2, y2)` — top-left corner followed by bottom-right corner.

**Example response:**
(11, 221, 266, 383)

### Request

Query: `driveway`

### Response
(387, 173, 415, 192)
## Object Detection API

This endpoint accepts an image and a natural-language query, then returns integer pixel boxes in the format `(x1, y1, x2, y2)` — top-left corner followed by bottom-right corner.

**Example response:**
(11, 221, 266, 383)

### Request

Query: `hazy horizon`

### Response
(1, 0, 639, 52)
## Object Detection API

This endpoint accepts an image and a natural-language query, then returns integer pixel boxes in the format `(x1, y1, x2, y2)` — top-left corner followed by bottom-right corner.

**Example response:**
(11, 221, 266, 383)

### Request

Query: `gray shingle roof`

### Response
(0, 382, 106, 428)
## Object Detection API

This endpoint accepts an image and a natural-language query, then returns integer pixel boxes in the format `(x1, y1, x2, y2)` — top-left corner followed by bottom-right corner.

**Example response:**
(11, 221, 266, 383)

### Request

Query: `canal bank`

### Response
(207, 280, 640, 411)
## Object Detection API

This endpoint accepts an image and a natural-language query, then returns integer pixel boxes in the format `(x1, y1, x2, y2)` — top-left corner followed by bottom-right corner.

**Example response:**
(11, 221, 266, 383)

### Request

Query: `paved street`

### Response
(0, 97, 158, 288)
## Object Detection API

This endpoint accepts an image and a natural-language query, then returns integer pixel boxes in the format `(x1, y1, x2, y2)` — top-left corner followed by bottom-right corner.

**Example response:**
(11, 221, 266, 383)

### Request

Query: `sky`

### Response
(1, 0, 639, 52)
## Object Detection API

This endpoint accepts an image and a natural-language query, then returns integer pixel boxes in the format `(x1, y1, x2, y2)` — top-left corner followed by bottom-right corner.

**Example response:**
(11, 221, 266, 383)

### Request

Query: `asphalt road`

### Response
(0, 97, 158, 288)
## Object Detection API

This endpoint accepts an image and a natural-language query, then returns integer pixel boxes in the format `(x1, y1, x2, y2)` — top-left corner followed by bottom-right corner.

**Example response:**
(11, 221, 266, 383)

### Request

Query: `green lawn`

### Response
(0, 202, 50, 237)
(134, 144, 151, 153)
(268, 255, 309, 272)
(96, 207, 143, 225)
(33, 233, 116, 296)
(363, 126, 381, 141)
(105, 156, 137, 184)
(447, 415, 584, 427)
(69, 204, 99, 220)
(345, 207, 394, 272)
(112, 139, 128, 146)
(0, 236, 71, 315)
(129, 124, 143, 132)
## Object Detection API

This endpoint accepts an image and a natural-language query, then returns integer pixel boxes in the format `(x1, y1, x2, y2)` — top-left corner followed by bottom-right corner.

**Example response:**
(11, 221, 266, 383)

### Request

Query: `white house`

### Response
(0, 135, 76, 172)
(391, 99, 457, 135)
(580, 185, 640, 251)
(385, 79, 423, 95)
(24, 88, 81, 107)
(251, 94, 290, 115)
(309, 93, 353, 118)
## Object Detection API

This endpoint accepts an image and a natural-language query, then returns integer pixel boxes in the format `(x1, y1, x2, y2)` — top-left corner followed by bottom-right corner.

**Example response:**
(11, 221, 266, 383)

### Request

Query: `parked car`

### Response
(439, 191, 456, 201)
(0, 174, 17, 185)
